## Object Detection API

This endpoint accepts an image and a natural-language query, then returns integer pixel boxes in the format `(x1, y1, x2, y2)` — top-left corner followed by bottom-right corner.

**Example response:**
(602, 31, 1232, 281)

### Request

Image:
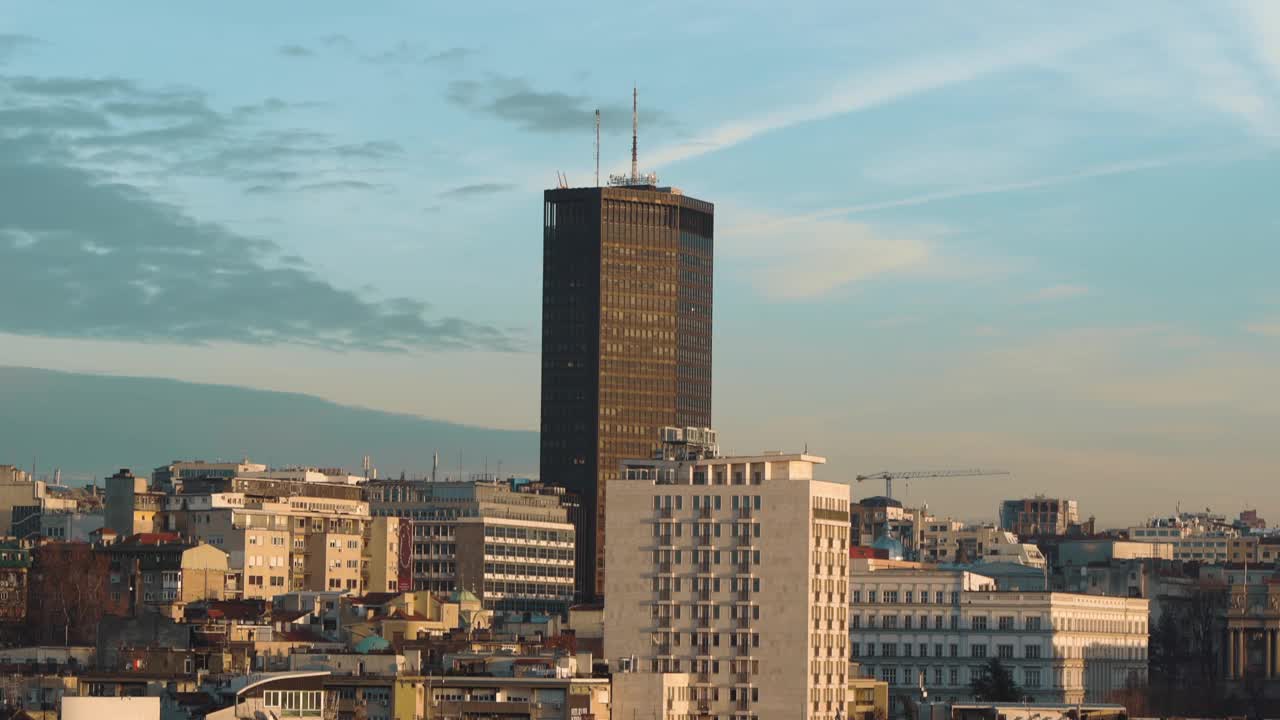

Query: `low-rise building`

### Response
(999, 496, 1082, 537)
(102, 534, 227, 616)
(0, 541, 30, 623)
(850, 561, 1149, 714)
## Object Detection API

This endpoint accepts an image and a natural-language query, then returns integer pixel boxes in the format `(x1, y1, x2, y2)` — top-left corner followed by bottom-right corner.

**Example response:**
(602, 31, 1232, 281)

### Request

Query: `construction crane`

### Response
(855, 469, 1010, 500)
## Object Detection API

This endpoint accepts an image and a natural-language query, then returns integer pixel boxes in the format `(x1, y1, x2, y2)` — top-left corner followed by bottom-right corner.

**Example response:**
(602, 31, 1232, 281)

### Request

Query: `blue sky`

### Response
(1, 1, 1278, 524)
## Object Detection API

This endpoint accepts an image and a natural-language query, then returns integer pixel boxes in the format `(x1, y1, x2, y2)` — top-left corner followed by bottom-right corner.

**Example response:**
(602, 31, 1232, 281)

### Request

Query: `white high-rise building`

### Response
(605, 442, 850, 720)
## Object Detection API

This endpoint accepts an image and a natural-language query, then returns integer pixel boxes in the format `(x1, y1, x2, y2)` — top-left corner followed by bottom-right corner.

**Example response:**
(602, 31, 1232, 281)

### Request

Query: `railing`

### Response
(658, 562, 673, 574)
(737, 533, 753, 546)
(698, 507, 712, 519)
(736, 590, 751, 602)
(696, 615, 711, 628)
(736, 562, 752, 574)
(698, 561, 711, 573)
(658, 507, 674, 519)
(736, 672, 751, 684)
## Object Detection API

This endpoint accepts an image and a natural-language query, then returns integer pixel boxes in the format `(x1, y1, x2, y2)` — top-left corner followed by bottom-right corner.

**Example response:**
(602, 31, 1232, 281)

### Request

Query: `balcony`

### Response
(657, 644, 671, 656)
(696, 616, 712, 629)
(696, 534, 713, 547)
(657, 589, 672, 602)
(657, 507, 674, 519)
(736, 534, 753, 546)
(695, 589, 711, 602)
(736, 616, 751, 630)
(736, 590, 751, 602)
(658, 562, 673, 574)
(696, 644, 711, 656)
(735, 562, 752, 575)
(697, 561, 711, 573)
(698, 507, 712, 519)
(735, 672, 752, 685)
(695, 672, 711, 684)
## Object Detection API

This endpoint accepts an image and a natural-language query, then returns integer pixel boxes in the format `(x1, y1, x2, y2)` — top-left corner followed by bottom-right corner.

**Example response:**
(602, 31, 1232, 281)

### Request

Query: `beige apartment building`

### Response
(605, 445, 850, 720)
(162, 477, 374, 599)
(363, 516, 403, 595)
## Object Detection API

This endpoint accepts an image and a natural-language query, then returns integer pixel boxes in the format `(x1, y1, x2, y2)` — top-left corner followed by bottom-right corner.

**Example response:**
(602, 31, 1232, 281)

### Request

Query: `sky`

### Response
(1, 1, 1278, 526)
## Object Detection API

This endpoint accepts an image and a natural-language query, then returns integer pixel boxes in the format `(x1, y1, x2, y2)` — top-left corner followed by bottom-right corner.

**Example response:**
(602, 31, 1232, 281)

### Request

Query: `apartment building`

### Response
(362, 516, 403, 595)
(162, 477, 372, 598)
(1127, 516, 1239, 564)
(849, 561, 1148, 714)
(919, 523, 1044, 567)
(605, 445, 850, 720)
(999, 497, 1081, 536)
(850, 496, 927, 556)
(366, 479, 575, 614)
(104, 469, 164, 536)
(102, 534, 227, 615)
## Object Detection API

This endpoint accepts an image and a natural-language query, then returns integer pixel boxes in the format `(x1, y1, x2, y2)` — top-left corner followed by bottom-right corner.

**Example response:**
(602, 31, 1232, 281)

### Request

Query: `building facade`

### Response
(849, 562, 1149, 714)
(541, 183, 714, 600)
(999, 497, 1080, 537)
(366, 479, 575, 615)
(161, 477, 371, 598)
(605, 448, 850, 720)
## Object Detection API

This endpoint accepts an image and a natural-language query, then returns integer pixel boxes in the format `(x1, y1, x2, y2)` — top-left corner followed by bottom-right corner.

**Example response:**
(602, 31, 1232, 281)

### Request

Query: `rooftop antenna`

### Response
(432, 451, 439, 483)
(630, 85, 638, 182)
(594, 109, 601, 187)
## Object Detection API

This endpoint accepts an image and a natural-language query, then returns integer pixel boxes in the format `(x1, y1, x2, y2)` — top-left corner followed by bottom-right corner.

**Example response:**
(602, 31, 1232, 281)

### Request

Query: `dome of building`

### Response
(871, 530, 904, 560)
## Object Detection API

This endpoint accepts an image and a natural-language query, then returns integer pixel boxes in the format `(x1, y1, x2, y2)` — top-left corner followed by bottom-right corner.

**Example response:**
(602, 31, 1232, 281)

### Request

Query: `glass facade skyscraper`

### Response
(540, 184, 713, 600)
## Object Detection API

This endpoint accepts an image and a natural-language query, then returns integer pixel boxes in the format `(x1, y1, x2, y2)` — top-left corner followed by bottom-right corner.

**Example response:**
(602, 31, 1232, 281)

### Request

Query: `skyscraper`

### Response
(540, 182, 713, 600)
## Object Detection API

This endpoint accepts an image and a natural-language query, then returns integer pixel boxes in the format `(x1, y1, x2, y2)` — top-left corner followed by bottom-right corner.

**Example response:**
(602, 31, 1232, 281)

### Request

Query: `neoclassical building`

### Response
(1225, 583, 1280, 680)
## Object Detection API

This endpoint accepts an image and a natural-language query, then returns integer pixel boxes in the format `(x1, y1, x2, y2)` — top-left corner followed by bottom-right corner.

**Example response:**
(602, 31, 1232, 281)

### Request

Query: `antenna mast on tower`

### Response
(630, 85, 638, 182)
(594, 109, 601, 187)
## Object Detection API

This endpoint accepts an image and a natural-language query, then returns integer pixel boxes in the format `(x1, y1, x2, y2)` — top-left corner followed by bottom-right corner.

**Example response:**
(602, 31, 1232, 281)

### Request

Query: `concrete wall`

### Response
(62, 696, 160, 720)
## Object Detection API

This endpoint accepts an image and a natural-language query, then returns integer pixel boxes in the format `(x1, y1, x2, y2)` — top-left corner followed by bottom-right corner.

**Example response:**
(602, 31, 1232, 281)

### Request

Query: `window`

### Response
(882, 615, 898, 629)
(971, 644, 988, 658)
(935, 591, 944, 603)
(905, 591, 913, 603)
(1025, 645, 1041, 659)
(881, 643, 896, 657)
(884, 591, 899, 603)
(868, 590, 877, 603)
(1024, 668, 1041, 688)
(949, 644, 959, 658)
(1026, 616, 1042, 631)
(972, 616, 988, 630)
(949, 668, 959, 686)
(998, 616, 1015, 630)
(998, 644, 1014, 659)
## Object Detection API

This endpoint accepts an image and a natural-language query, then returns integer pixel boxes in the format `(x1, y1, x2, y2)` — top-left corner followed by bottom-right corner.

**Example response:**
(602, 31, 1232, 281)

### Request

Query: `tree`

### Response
(27, 542, 118, 646)
(970, 658, 1022, 702)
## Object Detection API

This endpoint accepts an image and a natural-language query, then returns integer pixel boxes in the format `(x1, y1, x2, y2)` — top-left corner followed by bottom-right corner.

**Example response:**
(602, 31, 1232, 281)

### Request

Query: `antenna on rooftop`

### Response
(594, 109, 601, 187)
(630, 85, 638, 182)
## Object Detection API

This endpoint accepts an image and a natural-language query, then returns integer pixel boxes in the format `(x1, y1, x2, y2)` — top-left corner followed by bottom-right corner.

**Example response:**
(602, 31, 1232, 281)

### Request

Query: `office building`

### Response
(366, 479, 576, 615)
(541, 179, 714, 600)
(605, 438, 850, 720)
(849, 560, 1148, 713)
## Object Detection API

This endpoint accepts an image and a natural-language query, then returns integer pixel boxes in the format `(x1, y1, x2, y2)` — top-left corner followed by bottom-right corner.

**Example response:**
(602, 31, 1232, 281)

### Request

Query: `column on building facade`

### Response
(1239, 628, 1248, 679)
(1267, 629, 1274, 679)
(1228, 629, 1238, 679)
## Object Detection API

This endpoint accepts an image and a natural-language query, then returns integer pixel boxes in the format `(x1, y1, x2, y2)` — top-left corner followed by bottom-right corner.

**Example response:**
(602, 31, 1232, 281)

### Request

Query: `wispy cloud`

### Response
(1245, 320, 1280, 337)
(1031, 284, 1092, 301)
(0, 34, 39, 64)
(278, 44, 313, 58)
(439, 182, 515, 199)
(644, 27, 1101, 169)
(804, 157, 1182, 220)
(448, 75, 675, 135)
(722, 210, 934, 300)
